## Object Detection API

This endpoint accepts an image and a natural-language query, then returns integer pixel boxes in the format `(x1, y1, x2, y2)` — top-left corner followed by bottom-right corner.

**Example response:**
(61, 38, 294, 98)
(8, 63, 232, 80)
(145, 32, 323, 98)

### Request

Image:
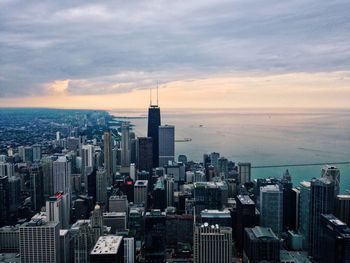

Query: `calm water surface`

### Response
(109, 108, 350, 193)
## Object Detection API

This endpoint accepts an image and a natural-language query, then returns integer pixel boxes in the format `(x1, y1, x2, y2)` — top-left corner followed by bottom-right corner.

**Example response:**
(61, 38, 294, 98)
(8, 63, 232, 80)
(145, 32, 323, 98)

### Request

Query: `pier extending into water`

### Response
(252, 161, 350, 169)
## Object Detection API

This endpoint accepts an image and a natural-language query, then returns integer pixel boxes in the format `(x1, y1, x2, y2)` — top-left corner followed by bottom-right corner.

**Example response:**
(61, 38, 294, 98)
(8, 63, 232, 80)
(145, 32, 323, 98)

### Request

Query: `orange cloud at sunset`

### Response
(1, 71, 349, 109)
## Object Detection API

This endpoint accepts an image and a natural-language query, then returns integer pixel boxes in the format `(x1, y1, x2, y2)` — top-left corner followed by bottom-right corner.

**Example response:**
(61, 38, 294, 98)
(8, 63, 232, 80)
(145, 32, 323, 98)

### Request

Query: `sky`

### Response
(0, 0, 350, 109)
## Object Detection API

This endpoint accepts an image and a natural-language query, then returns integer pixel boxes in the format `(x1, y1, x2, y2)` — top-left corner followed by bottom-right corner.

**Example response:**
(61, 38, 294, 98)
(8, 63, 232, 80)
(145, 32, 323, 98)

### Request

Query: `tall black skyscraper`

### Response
(147, 105, 161, 168)
(0, 176, 9, 226)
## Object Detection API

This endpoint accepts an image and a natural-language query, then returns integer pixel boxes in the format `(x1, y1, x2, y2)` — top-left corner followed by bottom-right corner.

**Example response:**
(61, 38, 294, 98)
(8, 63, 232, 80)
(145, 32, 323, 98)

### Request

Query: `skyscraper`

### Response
(298, 181, 311, 250)
(19, 219, 60, 263)
(53, 156, 71, 195)
(193, 223, 233, 263)
(134, 180, 148, 208)
(144, 210, 166, 262)
(124, 237, 135, 263)
(103, 131, 113, 184)
(259, 184, 283, 236)
(309, 177, 335, 261)
(238, 162, 251, 184)
(136, 137, 153, 173)
(121, 122, 130, 167)
(235, 195, 256, 253)
(158, 125, 175, 167)
(30, 164, 44, 211)
(96, 168, 108, 206)
(335, 194, 350, 226)
(321, 165, 340, 196)
(0, 176, 9, 226)
(147, 105, 161, 168)
(319, 214, 350, 263)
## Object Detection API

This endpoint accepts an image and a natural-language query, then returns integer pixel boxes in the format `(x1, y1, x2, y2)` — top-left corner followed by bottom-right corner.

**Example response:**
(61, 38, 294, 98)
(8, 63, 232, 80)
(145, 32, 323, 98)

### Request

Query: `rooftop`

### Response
(201, 209, 231, 218)
(249, 226, 279, 240)
(90, 235, 123, 255)
(237, 195, 255, 205)
(135, 180, 148, 186)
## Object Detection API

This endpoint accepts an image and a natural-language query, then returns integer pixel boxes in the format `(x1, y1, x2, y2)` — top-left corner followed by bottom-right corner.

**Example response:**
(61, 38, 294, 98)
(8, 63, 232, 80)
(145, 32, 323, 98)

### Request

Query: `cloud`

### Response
(0, 0, 350, 98)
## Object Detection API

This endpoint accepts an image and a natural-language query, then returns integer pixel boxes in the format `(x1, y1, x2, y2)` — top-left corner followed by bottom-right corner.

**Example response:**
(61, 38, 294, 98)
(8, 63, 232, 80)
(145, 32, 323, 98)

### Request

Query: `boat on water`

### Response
(175, 138, 192, 142)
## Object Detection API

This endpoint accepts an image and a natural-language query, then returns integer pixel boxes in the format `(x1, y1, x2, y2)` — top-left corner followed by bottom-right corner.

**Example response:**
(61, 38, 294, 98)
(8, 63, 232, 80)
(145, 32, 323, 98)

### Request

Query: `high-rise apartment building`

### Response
(158, 125, 175, 167)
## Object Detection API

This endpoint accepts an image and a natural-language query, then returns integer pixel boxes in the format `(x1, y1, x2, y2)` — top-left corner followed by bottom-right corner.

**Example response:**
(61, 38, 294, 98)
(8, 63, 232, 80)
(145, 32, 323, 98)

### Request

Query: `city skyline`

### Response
(1, 1, 350, 109)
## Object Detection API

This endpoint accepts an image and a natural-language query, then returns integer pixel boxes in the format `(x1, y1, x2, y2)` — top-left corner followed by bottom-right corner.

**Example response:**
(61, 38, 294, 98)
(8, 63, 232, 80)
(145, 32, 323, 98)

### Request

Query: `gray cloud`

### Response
(0, 0, 349, 97)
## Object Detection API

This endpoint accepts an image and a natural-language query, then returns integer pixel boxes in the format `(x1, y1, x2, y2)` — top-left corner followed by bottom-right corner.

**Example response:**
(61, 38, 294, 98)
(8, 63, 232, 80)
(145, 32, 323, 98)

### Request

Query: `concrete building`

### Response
(194, 223, 233, 263)
(109, 195, 128, 213)
(19, 219, 60, 263)
(0, 225, 19, 252)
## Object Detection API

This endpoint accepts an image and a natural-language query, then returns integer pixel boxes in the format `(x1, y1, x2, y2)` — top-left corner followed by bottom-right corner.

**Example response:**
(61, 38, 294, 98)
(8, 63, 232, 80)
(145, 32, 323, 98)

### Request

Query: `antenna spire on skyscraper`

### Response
(157, 80, 159, 106)
(150, 87, 152, 106)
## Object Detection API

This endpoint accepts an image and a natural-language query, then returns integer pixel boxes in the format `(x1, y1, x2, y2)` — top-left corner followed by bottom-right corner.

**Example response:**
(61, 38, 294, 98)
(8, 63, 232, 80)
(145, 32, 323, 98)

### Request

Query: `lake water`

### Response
(109, 108, 350, 193)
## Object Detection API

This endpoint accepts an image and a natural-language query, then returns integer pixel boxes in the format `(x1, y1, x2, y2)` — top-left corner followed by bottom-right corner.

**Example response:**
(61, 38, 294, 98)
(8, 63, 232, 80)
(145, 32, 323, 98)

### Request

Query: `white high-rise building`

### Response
(53, 156, 71, 195)
(260, 184, 283, 236)
(46, 195, 63, 228)
(121, 123, 130, 167)
(124, 237, 135, 263)
(130, 163, 136, 181)
(19, 219, 60, 263)
(158, 125, 175, 167)
(32, 144, 42, 162)
(193, 223, 233, 263)
(56, 131, 60, 141)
